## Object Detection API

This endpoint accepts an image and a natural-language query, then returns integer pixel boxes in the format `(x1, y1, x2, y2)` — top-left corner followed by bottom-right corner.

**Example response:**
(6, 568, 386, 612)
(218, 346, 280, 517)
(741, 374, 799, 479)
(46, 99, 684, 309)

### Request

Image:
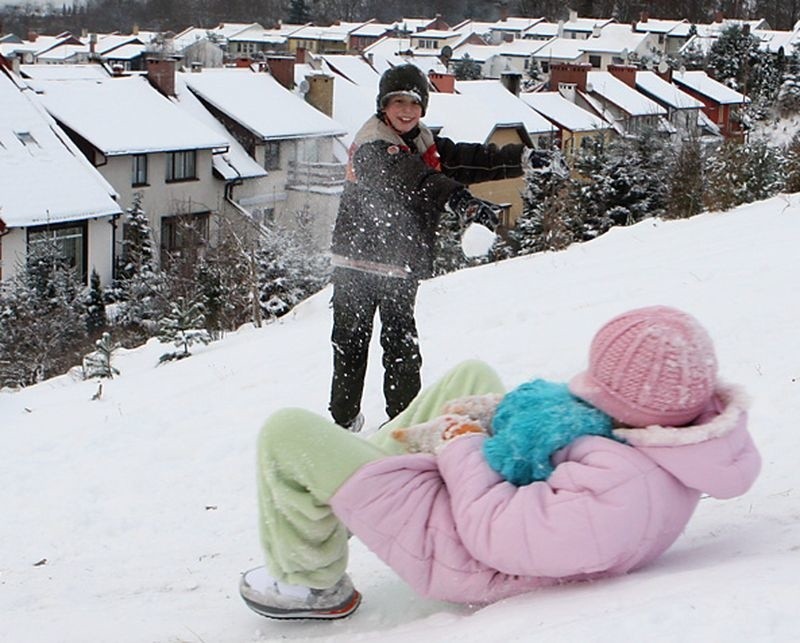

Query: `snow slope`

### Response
(2, 194, 799, 642)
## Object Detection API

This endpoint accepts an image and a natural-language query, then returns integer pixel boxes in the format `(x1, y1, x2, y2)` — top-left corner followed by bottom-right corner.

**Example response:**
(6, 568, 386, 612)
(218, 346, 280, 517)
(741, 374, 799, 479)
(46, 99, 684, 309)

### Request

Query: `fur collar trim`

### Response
(353, 115, 435, 156)
(612, 383, 749, 447)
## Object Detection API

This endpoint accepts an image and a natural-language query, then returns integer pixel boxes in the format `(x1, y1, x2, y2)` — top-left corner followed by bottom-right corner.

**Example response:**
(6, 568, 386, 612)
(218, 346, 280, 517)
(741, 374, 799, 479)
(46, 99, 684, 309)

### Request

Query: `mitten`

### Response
(391, 413, 487, 454)
(522, 148, 570, 180)
(441, 393, 503, 429)
(445, 188, 503, 230)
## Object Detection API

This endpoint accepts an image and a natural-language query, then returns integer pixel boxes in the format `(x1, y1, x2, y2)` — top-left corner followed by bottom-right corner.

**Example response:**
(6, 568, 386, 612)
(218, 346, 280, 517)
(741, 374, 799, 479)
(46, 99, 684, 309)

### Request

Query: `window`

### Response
(15, 131, 39, 147)
(264, 141, 281, 170)
(27, 221, 88, 282)
(160, 213, 209, 265)
(166, 150, 197, 182)
(132, 154, 148, 186)
(588, 55, 601, 68)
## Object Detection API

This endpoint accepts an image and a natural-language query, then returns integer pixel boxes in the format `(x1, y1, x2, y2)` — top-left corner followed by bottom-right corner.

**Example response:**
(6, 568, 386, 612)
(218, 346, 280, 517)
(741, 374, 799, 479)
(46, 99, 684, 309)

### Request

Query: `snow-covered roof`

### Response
(452, 80, 555, 137)
(672, 70, 750, 105)
(491, 17, 544, 33)
(92, 34, 144, 55)
(563, 17, 615, 33)
(182, 68, 347, 140)
(20, 63, 110, 81)
(753, 29, 799, 54)
(289, 22, 366, 43)
(520, 91, 610, 132)
(452, 21, 495, 36)
(349, 22, 394, 38)
(635, 71, 704, 110)
(101, 43, 146, 61)
(172, 75, 266, 181)
(578, 24, 653, 55)
(492, 38, 548, 56)
(411, 29, 461, 40)
(363, 36, 414, 57)
(313, 67, 375, 146)
(393, 18, 436, 32)
(531, 38, 585, 62)
(319, 54, 380, 91)
(0, 69, 121, 227)
(633, 19, 690, 35)
(526, 22, 560, 38)
(32, 75, 228, 156)
(214, 23, 261, 39)
(586, 71, 667, 116)
(452, 43, 500, 63)
(227, 26, 286, 45)
(36, 44, 88, 63)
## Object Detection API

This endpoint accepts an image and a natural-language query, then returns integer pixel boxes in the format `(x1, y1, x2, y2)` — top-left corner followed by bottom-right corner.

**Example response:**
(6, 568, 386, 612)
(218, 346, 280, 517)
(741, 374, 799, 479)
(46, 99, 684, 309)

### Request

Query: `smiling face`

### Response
(383, 95, 423, 134)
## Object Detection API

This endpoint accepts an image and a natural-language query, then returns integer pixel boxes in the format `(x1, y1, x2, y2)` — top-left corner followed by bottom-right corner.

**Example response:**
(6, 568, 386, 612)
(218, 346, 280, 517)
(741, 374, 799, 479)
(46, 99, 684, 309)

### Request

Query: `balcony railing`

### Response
(286, 160, 346, 189)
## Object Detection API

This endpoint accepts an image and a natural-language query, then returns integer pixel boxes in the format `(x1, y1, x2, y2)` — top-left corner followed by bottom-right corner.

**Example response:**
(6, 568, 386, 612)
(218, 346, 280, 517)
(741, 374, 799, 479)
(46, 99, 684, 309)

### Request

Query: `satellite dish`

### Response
(298, 79, 310, 95)
(657, 60, 669, 74)
(441, 45, 453, 58)
(645, 59, 654, 70)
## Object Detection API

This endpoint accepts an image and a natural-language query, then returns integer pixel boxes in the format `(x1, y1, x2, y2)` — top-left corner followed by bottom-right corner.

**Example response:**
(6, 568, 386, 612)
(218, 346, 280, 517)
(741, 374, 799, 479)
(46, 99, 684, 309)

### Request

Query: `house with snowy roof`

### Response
(671, 70, 750, 139)
(227, 24, 291, 58)
(410, 28, 477, 53)
(633, 69, 707, 137)
(181, 66, 348, 247)
(427, 79, 555, 225)
(286, 22, 368, 55)
(489, 16, 545, 43)
(347, 21, 396, 51)
(0, 65, 121, 285)
(577, 23, 659, 69)
(519, 91, 612, 162)
(549, 63, 669, 137)
(631, 16, 693, 55)
(28, 64, 230, 267)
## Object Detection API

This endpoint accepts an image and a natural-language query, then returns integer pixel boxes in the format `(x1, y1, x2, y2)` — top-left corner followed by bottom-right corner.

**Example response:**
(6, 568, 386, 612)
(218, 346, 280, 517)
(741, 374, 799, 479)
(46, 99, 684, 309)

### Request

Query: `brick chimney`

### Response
(295, 47, 307, 64)
(146, 57, 177, 97)
(27, 30, 38, 42)
(607, 64, 637, 88)
(305, 73, 334, 117)
(429, 71, 455, 93)
(640, 12, 649, 23)
(500, 70, 522, 96)
(548, 63, 590, 92)
(267, 55, 295, 90)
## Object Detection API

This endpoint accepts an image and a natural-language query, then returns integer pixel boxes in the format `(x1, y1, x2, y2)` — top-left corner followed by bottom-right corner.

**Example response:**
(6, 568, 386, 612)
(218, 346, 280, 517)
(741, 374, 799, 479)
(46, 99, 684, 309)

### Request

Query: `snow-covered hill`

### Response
(2, 194, 799, 642)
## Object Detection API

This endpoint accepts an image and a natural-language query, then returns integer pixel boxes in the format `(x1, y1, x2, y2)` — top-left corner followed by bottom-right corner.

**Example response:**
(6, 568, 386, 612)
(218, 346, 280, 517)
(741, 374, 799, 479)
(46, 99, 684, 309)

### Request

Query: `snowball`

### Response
(461, 223, 496, 258)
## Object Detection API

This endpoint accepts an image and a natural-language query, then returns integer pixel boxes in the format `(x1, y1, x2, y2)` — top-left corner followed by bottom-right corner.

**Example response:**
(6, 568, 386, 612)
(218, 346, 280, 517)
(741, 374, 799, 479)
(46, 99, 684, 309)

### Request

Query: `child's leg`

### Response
(257, 408, 388, 588)
(368, 359, 505, 455)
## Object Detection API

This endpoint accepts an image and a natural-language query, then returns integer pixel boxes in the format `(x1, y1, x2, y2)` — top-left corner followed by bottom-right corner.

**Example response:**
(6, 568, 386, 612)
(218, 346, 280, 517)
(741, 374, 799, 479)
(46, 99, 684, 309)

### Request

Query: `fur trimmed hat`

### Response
(483, 379, 615, 485)
(376, 64, 429, 116)
(568, 306, 718, 428)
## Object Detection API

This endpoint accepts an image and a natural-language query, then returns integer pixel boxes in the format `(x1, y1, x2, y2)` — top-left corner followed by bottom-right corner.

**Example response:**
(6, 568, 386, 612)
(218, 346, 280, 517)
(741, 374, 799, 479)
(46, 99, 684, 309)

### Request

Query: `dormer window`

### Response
(15, 131, 39, 147)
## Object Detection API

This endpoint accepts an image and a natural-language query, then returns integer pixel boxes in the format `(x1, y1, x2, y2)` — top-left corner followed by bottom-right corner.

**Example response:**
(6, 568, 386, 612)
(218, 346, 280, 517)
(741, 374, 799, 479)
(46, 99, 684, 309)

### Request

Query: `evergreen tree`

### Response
(432, 209, 470, 276)
(452, 54, 483, 81)
(665, 135, 706, 219)
(0, 238, 88, 387)
(784, 133, 800, 193)
(157, 296, 211, 362)
(514, 160, 575, 255)
(706, 25, 761, 92)
(288, 0, 311, 23)
(82, 331, 120, 379)
(85, 269, 108, 336)
(705, 139, 784, 211)
(680, 29, 706, 71)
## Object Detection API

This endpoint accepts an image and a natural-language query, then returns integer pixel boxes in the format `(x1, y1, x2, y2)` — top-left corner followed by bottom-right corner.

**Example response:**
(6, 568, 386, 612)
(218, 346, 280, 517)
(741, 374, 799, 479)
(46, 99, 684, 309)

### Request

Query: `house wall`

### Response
(0, 216, 115, 285)
(468, 127, 527, 227)
(102, 149, 223, 256)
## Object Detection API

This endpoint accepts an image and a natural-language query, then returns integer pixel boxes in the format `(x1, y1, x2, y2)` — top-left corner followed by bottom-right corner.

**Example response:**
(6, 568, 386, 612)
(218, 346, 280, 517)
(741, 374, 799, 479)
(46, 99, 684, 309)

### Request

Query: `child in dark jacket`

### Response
(240, 306, 760, 620)
(328, 63, 559, 431)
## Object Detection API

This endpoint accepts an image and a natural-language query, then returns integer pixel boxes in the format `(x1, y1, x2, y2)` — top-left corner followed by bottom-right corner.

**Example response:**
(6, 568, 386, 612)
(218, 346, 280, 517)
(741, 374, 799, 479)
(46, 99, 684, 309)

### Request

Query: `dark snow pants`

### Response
(329, 267, 422, 427)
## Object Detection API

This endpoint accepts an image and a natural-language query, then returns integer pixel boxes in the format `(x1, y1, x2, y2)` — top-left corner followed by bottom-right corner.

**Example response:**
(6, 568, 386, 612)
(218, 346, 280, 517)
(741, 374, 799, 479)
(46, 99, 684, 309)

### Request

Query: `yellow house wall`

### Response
(467, 127, 527, 228)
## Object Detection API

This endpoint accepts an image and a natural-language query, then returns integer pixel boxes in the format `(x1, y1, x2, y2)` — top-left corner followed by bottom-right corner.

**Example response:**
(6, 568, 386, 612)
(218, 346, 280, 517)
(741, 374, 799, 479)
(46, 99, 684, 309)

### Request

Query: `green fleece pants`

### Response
(256, 359, 504, 588)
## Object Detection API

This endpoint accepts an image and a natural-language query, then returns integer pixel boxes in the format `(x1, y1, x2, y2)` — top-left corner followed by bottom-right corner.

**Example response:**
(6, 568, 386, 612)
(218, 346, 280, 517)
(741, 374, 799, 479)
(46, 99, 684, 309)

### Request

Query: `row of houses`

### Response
(0, 17, 753, 293)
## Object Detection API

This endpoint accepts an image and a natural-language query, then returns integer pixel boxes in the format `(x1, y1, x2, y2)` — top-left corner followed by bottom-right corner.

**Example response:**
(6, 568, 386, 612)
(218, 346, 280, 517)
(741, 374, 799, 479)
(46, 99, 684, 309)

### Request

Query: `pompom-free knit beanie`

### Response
(568, 306, 718, 428)
(483, 379, 615, 485)
(376, 64, 430, 116)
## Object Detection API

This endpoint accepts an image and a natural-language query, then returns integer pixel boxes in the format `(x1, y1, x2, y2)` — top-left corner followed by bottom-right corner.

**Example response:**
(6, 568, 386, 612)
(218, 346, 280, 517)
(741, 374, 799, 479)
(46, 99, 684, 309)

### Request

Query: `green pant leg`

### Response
(368, 359, 505, 455)
(257, 408, 389, 588)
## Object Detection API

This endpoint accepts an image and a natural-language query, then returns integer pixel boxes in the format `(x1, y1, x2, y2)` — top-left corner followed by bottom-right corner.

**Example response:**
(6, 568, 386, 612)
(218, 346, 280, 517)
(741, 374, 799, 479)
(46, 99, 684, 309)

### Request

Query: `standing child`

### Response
(240, 306, 760, 619)
(328, 63, 559, 431)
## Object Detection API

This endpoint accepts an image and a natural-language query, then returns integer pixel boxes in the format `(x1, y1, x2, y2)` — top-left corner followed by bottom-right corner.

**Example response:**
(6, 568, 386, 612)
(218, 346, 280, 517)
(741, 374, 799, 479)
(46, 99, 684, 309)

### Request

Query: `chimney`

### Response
(499, 5, 509, 21)
(267, 55, 295, 90)
(548, 62, 590, 92)
(429, 71, 455, 93)
(191, 61, 203, 73)
(305, 73, 334, 117)
(591, 24, 602, 38)
(607, 64, 637, 88)
(89, 33, 97, 56)
(146, 57, 177, 97)
(234, 57, 251, 68)
(295, 46, 307, 64)
(27, 30, 38, 42)
(714, 11, 724, 23)
(132, 23, 139, 35)
(111, 63, 125, 76)
(640, 12, 649, 23)
(500, 70, 522, 96)
(568, 10, 578, 22)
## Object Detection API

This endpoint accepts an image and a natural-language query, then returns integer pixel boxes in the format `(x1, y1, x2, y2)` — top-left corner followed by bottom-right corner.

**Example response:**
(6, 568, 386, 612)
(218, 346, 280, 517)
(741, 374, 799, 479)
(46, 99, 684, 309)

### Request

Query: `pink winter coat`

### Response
(330, 385, 760, 604)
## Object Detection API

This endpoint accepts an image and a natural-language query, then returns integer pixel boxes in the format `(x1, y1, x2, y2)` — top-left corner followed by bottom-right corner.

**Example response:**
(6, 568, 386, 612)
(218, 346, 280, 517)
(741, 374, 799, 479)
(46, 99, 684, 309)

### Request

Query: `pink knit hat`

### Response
(568, 306, 718, 427)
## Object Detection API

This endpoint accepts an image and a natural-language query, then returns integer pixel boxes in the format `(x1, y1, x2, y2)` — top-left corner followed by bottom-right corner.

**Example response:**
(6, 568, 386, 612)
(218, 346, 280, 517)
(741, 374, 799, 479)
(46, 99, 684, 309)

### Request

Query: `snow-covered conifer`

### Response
(157, 296, 211, 362)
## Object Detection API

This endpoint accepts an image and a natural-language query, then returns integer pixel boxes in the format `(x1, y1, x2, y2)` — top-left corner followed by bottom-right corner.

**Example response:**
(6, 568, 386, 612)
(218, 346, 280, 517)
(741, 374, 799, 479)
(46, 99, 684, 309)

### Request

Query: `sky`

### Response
(2, 193, 799, 642)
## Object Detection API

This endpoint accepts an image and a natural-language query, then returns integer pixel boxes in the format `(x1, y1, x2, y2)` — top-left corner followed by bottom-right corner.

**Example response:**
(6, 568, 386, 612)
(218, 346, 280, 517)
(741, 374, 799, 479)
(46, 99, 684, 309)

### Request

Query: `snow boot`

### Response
(239, 566, 361, 620)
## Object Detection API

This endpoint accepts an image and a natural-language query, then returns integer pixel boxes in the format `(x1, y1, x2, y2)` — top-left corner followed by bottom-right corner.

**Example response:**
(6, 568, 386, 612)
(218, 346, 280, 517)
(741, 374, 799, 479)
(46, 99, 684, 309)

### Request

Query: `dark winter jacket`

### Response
(331, 115, 526, 279)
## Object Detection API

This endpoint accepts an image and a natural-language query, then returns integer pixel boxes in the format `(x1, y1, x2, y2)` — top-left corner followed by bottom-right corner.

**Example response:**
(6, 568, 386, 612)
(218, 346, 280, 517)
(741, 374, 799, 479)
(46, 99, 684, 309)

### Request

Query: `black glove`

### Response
(522, 147, 570, 180)
(445, 188, 502, 230)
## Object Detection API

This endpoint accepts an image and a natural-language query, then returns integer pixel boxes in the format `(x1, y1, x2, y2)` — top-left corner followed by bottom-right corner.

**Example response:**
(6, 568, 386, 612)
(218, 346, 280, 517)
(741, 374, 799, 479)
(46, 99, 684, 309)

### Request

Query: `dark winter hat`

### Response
(376, 64, 429, 116)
